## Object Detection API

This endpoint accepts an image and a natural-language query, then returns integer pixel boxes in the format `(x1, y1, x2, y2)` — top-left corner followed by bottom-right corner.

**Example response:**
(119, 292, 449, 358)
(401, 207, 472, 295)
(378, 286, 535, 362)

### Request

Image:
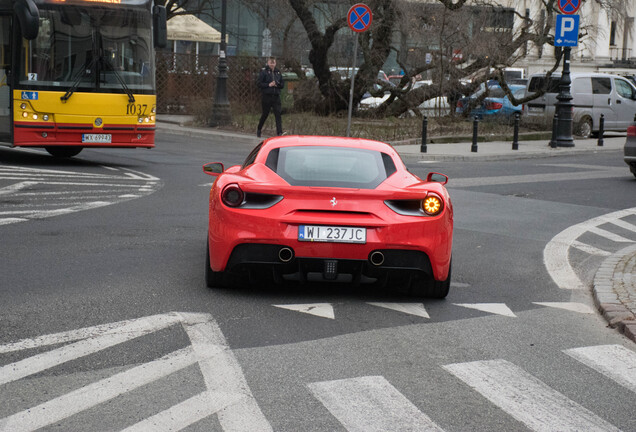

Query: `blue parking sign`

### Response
(555, 15, 579, 47)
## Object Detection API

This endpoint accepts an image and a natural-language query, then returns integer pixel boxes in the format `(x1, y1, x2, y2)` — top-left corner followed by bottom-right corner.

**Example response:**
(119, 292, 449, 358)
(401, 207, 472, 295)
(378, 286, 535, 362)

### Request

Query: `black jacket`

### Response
(257, 66, 284, 95)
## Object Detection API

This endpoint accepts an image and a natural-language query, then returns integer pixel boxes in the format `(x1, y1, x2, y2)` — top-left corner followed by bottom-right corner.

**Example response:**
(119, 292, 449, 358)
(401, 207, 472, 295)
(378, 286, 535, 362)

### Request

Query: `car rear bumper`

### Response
(224, 244, 434, 284)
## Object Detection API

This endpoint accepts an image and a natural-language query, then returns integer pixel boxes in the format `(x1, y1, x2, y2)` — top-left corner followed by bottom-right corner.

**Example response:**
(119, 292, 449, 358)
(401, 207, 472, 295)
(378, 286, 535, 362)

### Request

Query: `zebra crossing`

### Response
(0, 164, 161, 225)
(544, 207, 636, 290)
(1, 312, 634, 431)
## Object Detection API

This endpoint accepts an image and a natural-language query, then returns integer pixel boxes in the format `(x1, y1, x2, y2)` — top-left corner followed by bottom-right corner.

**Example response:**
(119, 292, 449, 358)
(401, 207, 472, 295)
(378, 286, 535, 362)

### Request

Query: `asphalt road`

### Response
(0, 134, 635, 431)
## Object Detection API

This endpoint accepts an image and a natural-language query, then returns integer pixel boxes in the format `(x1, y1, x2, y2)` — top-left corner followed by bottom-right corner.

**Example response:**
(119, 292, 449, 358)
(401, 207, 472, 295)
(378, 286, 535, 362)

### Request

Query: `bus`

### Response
(0, 0, 166, 157)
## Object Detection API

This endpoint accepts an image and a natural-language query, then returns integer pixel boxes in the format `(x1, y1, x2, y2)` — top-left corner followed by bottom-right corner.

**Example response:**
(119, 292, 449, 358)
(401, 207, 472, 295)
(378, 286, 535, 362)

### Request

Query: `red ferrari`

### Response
(203, 136, 453, 298)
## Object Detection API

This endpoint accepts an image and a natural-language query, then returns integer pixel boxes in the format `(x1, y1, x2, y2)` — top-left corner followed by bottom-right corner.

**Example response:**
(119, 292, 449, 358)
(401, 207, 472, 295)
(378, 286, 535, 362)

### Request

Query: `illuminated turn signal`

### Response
(422, 194, 443, 216)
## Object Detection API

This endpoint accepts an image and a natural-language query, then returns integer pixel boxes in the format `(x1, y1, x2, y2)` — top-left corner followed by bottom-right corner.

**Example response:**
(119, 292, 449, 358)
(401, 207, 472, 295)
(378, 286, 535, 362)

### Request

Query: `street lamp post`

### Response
(210, 0, 231, 127)
(554, 46, 574, 147)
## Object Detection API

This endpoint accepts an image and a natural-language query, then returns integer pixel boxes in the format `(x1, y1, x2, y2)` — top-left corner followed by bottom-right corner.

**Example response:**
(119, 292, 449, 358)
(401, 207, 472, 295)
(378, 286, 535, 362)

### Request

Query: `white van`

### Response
(524, 73, 636, 137)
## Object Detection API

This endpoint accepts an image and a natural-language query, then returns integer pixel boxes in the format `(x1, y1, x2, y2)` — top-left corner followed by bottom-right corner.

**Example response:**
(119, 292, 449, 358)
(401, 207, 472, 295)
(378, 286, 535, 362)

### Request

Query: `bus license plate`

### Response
(82, 134, 112, 143)
(298, 225, 366, 244)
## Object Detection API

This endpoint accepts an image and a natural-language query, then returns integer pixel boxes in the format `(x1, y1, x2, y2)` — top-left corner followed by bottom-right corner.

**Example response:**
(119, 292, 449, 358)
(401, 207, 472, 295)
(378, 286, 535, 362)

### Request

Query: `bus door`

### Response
(0, 14, 10, 143)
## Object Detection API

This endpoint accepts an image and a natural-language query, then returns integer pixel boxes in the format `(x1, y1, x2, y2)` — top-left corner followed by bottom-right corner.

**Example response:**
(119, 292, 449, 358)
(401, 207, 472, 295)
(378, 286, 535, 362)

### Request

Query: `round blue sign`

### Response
(348, 4, 372, 33)
(557, 0, 581, 15)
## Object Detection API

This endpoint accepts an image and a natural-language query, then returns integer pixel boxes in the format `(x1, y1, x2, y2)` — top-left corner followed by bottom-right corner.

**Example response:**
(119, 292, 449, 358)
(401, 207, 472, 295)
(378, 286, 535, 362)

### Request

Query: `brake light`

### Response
(628, 125, 636, 136)
(221, 184, 244, 207)
(456, 101, 464, 109)
(485, 102, 503, 110)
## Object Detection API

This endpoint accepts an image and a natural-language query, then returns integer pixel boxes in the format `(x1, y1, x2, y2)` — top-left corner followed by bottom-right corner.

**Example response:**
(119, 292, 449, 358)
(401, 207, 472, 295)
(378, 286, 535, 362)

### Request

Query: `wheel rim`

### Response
(578, 119, 592, 138)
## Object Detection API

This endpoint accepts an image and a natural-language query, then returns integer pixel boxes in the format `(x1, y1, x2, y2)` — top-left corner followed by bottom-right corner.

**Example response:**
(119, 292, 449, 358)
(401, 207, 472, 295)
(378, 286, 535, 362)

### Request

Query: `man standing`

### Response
(256, 57, 284, 137)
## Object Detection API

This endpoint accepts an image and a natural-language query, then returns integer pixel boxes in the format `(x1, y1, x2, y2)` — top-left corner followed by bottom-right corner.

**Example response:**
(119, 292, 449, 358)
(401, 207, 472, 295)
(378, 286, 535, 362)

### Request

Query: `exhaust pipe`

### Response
(369, 251, 385, 266)
(279, 247, 294, 263)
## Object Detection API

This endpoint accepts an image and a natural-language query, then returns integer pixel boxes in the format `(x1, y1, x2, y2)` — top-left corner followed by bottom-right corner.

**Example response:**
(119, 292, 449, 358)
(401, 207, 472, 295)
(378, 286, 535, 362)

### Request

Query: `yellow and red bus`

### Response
(0, 0, 166, 157)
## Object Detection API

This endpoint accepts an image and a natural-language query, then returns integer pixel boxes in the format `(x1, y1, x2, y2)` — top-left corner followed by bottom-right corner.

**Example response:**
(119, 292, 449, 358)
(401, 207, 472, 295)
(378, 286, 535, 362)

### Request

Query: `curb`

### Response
(592, 244, 636, 343)
(397, 147, 622, 163)
(156, 123, 259, 145)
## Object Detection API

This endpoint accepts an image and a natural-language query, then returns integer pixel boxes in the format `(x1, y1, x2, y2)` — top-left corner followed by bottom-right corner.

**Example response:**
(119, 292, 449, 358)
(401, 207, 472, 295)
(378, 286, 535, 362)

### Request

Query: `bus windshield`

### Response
(18, 4, 154, 93)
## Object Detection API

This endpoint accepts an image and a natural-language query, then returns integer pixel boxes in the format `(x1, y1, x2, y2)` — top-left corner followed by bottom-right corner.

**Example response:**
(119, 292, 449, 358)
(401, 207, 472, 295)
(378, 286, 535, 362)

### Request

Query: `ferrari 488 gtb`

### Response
(203, 136, 453, 298)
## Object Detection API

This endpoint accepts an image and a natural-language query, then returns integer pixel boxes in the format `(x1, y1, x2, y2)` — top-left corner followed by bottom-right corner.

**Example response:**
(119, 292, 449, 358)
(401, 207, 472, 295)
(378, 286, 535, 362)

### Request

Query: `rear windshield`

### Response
(265, 146, 396, 189)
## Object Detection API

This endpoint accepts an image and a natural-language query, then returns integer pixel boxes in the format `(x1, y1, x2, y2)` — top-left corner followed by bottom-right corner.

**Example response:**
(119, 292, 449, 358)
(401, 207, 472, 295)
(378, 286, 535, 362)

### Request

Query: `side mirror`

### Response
(153, 5, 167, 49)
(426, 172, 448, 185)
(203, 162, 224, 176)
(15, 0, 39, 40)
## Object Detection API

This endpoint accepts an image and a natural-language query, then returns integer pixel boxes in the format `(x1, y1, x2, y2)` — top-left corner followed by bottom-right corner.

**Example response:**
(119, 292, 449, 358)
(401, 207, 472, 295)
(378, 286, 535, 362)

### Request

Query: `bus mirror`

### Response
(14, 0, 39, 40)
(153, 6, 168, 49)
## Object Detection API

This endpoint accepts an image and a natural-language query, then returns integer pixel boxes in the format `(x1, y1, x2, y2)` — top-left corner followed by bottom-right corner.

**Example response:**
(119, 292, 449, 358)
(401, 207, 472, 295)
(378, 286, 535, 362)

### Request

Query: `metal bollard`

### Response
(420, 116, 428, 153)
(597, 114, 604, 147)
(471, 116, 479, 153)
(550, 112, 559, 149)
(512, 112, 520, 150)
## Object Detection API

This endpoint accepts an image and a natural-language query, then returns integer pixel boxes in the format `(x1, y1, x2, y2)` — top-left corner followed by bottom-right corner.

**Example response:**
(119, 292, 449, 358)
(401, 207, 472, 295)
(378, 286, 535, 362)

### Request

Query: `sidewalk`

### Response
(157, 116, 635, 342)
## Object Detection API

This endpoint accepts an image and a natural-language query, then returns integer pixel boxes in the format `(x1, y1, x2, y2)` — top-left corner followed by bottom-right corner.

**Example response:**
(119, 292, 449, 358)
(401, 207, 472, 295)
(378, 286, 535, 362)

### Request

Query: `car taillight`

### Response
(422, 193, 443, 216)
(485, 102, 503, 110)
(456, 101, 464, 109)
(221, 184, 244, 207)
(628, 125, 636, 136)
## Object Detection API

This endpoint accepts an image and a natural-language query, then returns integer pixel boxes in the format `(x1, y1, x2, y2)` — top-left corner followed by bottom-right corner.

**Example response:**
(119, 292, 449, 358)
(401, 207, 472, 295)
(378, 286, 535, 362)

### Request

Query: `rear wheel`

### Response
(411, 260, 451, 299)
(576, 117, 593, 138)
(205, 240, 228, 288)
(45, 146, 83, 158)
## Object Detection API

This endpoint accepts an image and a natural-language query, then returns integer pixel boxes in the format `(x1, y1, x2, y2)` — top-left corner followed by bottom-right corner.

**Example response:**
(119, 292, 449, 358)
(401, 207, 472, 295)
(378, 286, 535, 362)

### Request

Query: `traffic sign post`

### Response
(552, 8, 580, 147)
(346, 4, 372, 137)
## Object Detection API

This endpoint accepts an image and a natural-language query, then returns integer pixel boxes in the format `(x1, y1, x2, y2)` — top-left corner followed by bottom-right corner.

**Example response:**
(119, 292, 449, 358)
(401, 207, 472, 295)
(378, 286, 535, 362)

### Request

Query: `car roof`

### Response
(257, 136, 400, 160)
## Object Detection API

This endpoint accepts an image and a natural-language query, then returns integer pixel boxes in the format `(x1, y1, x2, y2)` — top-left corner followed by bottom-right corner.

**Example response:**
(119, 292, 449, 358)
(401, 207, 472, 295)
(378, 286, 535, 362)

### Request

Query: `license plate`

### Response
(298, 225, 366, 244)
(528, 106, 544, 113)
(82, 134, 112, 143)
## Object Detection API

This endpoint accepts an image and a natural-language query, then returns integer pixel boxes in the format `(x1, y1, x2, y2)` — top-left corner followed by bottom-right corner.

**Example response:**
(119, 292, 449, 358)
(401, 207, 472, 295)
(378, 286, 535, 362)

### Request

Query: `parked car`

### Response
(202, 136, 453, 298)
(524, 72, 636, 138)
(626, 120, 636, 178)
(455, 83, 525, 120)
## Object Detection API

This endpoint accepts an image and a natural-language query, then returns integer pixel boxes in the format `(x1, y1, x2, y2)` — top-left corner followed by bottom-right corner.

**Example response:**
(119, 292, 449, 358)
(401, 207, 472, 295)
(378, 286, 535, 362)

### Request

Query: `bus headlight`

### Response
(32, 114, 38, 120)
(138, 118, 143, 123)
(20, 103, 27, 110)
(43, 114, 49, 121)
(22, 112, 28, 118)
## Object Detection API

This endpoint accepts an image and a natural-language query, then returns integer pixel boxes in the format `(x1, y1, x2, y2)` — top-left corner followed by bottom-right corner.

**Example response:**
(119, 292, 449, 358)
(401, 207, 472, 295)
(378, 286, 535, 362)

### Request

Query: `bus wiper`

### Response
(60, 56, 98, 102)
(101, 56, 135, 103)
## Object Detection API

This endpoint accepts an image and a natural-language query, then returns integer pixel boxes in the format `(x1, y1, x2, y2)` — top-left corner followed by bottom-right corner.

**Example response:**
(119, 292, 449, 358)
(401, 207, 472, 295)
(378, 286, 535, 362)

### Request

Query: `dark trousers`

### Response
(257, 94, 282, 135)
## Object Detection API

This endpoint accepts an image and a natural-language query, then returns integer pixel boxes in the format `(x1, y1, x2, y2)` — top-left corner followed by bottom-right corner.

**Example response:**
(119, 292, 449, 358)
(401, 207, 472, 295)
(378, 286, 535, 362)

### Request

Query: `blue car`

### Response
(456, 83, 525, 120)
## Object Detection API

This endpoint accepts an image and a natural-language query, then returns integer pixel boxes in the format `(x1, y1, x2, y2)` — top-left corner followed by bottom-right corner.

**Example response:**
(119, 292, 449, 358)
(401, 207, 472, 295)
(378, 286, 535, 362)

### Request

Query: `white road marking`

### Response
(609, 218, 636, 233)
(0, 181, 38, 196)
(543, 207, 636, 290)
(0, 165, 161, 225)
(308, 376, 445, 432)
(453, 303, 517, 317)
(0, 312, 181, 353)
(177, 312, 272, 431)
(121, 391, 242, 432)
(367, 302, 430, 319)
(564, 344, 636, 393)
(450, 282, 471, 288)
(443, 359, 621, 432)
(0, 348, 198, 432)
(0, 312, 270, 431)
(0, 217, 28, 225)
(273, 303, 335, 319)
(570, 240, 612, 256)
(532, 302, 595, 314)
(588, 226, 634, 243)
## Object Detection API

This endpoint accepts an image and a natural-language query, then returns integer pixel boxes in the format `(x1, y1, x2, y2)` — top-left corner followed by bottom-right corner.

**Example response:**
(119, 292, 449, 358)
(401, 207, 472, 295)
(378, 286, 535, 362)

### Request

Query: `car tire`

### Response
(45, 146, 83, 157)
(411, 260, 451, 299)
(205, 240, 228, 288)
(576, 117, 593, 138)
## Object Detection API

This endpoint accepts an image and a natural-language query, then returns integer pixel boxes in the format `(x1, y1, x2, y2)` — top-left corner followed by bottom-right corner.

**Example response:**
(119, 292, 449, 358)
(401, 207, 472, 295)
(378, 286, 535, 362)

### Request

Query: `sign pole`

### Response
(555, 46, 574, 147)
(346, 35, 358, 138)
